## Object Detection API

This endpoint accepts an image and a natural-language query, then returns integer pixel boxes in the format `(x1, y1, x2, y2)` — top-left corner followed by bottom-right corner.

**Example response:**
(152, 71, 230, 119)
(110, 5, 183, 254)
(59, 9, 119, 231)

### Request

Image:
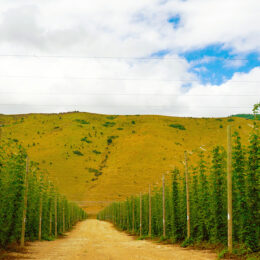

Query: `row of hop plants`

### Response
(0, 140, 87, 248)
(98, 123, 259, 253)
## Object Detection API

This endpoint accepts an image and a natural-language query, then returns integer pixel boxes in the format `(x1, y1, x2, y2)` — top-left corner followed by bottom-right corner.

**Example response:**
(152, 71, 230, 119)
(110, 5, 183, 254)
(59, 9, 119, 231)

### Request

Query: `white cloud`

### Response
(0, 0, 259, 116)
(180, 67, 260, 117)
(167, 0, 260, 53)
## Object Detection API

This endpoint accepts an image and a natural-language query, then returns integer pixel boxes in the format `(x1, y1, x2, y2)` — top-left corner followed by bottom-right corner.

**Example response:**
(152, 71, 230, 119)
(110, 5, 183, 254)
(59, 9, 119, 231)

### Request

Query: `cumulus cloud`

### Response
(0, 0, 259, 116)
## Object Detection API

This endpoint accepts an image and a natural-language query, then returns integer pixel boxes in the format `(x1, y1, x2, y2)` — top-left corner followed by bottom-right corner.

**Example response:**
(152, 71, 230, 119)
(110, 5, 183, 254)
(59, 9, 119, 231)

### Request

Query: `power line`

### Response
(0, 104, 252, 108)
(0, 92, 257, 96)
(0, 54, 252, 61)
(0, 75, 259, 83)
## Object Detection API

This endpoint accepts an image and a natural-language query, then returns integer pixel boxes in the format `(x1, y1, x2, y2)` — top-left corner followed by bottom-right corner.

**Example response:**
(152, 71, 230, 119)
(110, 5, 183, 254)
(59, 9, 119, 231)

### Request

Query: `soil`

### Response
(5, 219, 217, 260)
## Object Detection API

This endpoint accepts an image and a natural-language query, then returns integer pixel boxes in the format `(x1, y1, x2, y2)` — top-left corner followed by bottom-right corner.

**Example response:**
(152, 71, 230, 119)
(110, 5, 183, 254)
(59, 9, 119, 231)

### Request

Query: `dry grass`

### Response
(0, 112, 254, 214)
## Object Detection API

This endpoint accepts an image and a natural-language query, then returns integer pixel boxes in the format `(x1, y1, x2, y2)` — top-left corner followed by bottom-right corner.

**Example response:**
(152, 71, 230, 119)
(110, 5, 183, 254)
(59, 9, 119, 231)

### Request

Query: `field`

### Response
(0, 112, 255, 214)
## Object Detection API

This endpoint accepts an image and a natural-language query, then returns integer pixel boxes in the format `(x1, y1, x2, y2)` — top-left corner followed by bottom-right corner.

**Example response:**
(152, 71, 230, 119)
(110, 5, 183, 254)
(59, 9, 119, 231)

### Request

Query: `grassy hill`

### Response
(0, 112, 256, 214)
(232, 113, 260, 120)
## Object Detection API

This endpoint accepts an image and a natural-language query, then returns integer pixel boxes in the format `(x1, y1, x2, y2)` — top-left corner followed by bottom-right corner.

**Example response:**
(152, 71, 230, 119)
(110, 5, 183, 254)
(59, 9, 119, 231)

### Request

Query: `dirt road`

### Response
(9, 219, 217, 260)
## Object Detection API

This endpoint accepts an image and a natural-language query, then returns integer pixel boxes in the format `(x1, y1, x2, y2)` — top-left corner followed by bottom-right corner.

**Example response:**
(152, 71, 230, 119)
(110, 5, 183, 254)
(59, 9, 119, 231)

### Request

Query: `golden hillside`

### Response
(0, 112, 254, 214)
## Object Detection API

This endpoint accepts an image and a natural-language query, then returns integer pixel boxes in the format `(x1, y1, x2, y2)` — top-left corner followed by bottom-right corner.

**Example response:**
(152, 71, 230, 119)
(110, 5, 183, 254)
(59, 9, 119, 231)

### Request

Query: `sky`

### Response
(0, 0, 259, 117)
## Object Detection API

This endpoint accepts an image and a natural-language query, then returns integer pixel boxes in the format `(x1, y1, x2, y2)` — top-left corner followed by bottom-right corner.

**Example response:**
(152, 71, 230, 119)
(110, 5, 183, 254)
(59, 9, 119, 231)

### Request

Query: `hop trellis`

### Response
(0, 140, 87, 247)
(98, 125, 259, 252)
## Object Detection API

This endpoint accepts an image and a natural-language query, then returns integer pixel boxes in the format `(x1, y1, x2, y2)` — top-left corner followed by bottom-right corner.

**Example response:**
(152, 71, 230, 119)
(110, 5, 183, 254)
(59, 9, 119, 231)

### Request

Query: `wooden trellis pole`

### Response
(72, 206, 74, 226)
(48, 181, 52, 236)
(132, 198, 135, 233)
(63, 202, 65, 233)
(162, 175, 166, 237)
(21, 157, 29, 247)
(184, 151, 190, 239)
(38, 194, 42, 240)
(149, 185, 152, 237)
(227, 125, 233, 252)
(140, 193, 142, 237)
(55, 195, 57, 237)
(49, 197, 52, 236)
(68, 205, 70, 229)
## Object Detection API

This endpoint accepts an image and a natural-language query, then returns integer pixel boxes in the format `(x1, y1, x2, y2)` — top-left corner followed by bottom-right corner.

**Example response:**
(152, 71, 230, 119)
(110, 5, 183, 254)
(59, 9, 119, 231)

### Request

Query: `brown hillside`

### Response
(0, 112, 254, 213)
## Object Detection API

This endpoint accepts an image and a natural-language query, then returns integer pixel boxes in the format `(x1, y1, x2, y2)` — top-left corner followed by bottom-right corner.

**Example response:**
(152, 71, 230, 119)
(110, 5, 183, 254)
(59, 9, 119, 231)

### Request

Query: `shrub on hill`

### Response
(74, 119, 90, 124)
(169, 124, 186, 130)
(107, 138, 112, 145)
(81, 137, 92, 143)
(107, 136, 118, 145)
(88, 168, 102, 176)
(106, 116, 117, 120)
(73, 150, 83, 156)
(92, 150, 101, 155)
(103, 121, 116, 127)
(88, 168, 99, 174)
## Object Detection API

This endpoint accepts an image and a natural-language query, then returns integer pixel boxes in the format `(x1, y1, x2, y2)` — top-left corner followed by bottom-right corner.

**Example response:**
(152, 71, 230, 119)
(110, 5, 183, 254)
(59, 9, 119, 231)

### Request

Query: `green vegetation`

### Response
(232, 114, 260, 120)
(88, 168, 102, 177)
(80, 137, 92, 143)
(106, 116, 117, 120)
(98, 125, 259, 254)
(0, 140, 86, 248)
(169, 124, 186, 130)
(73, 150, 84, 156)
(107, 135, 118, 145)
(74, 119, 90, 124)
(103, 121, 116, 127)
(92, 150, 101, 155)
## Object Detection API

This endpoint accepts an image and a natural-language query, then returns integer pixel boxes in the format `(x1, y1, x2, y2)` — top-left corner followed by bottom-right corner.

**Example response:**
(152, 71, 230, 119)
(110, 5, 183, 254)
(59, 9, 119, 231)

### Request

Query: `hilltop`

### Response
(0, 112, 255, 213)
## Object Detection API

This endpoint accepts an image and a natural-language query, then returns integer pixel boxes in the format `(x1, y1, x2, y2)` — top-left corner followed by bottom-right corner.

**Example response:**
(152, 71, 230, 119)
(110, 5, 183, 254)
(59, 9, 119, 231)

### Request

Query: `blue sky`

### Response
(181, 44, 260, 85)
(168, 15, 181, 29)
(151, 12, 260, 86)
(150, 44, 260, 85)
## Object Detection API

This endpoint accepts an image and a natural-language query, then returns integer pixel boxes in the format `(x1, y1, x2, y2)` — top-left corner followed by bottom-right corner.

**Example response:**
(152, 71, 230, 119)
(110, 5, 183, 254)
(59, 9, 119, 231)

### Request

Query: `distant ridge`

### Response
(232, 114, 260, 120)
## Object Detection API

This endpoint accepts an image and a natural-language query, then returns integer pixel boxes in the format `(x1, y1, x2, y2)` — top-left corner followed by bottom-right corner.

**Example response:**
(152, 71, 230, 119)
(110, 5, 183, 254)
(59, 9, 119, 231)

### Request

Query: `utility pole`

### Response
(227, 126, 233, 252)
(185, 151, 190, 239)
(21, 157, 29, 247)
